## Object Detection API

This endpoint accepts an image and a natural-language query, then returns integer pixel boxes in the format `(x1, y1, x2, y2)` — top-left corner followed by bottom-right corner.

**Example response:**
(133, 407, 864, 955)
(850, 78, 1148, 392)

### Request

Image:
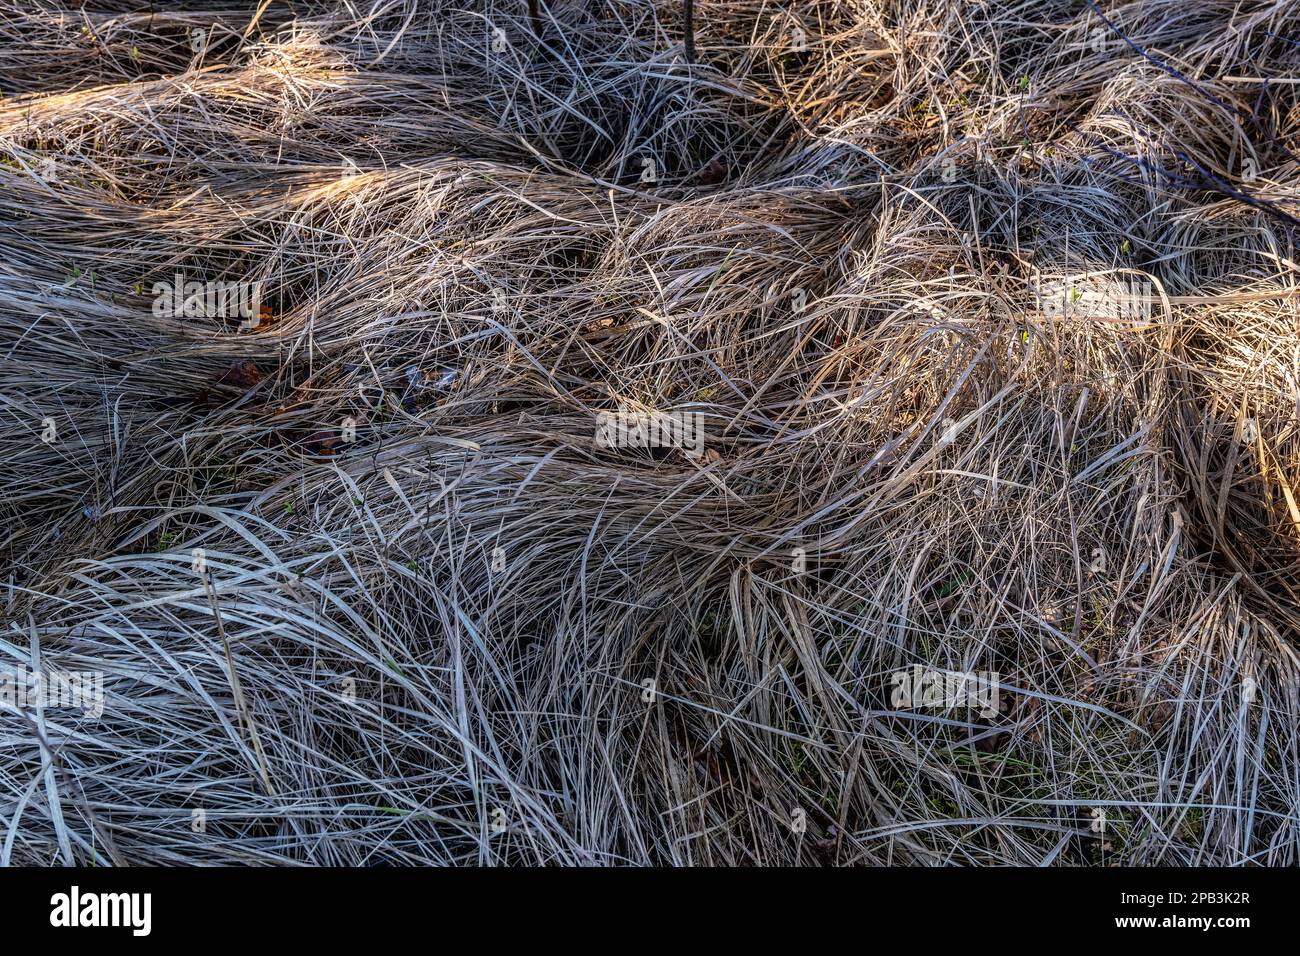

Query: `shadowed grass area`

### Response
(1, 0, 1299, 865)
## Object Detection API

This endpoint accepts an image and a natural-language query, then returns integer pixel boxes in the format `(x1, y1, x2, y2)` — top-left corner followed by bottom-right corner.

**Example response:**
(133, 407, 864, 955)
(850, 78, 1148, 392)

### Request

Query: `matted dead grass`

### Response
(1, 0, 1299, 865)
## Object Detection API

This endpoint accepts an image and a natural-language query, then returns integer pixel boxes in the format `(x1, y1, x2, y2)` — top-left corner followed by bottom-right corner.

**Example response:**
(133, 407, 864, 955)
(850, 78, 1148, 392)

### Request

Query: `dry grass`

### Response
(2, 0, 1300, 865)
